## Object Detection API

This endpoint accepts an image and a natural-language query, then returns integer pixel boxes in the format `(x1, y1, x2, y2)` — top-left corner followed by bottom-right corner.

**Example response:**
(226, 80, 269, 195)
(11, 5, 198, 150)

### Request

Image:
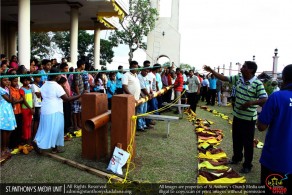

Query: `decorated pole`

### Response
(272, 48, 279, 79)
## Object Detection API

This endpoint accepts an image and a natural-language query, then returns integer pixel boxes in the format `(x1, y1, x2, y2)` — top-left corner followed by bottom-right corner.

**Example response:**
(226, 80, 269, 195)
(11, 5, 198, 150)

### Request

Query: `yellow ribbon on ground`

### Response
(198, 138, 222, 145)
(197, 175, 246, 184)
(198, 161, 229, 170)
(198, 142, 213, 149)
(198, 151, 227, 160)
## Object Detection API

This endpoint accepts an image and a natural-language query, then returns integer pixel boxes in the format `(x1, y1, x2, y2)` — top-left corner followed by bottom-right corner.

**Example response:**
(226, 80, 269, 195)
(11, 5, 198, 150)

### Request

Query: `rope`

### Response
(0, 64, 172, 79)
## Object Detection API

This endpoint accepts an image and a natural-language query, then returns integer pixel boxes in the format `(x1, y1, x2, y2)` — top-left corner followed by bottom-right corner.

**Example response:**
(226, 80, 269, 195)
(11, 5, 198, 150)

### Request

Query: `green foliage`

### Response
(78, 30, 94, 57)
(109, 0, 158, 63)
(53, 31, 70, 58)
(264, 80, 274, 95)
(100, 39, 115, 65)
(163, 62, 170, 68)
(180, 63, 192, 71)
(31, 32, 51, 59)
(53, 31, 115, 65)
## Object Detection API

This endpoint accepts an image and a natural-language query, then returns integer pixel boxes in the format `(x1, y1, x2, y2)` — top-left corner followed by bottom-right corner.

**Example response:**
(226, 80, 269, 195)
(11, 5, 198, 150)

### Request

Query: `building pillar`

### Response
(170, 0, 179, 30)
(8, 24, 17, 57)
(236, 62, 241, 73)
(69, 3, 82, 68)
(229, 62, 232, 76)
(223, 64, 225, 75)
(272, 57, 279, 79)
(94, 27, 101, 70)
(18, 0, 30, 69)
(272, 48, 279, 79)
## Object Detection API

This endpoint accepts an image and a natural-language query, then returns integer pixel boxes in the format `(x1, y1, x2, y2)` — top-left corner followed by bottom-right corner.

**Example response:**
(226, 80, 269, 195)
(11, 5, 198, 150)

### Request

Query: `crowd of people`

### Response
(0, 56, 204, 156)
(1, 54, 291, 191)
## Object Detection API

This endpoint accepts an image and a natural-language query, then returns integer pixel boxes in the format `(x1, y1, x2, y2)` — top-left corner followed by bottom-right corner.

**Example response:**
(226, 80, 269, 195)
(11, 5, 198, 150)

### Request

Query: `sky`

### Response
(104, 0, 292, 75)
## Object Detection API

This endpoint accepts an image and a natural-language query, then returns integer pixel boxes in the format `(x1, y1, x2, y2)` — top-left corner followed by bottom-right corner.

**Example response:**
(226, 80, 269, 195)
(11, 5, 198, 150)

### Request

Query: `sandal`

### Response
(64, 135, 72, 141)
(51, 147, 65, 154)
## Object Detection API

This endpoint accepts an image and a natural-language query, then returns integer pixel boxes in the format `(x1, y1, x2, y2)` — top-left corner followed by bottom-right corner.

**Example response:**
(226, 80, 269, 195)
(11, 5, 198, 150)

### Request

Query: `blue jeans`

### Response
(146, 97, 158, 125)
(137, 102, 147, 129)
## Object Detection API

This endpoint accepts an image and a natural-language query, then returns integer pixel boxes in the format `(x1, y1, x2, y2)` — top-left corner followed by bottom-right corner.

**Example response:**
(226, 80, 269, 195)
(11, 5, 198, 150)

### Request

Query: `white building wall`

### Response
(147, 0, 180, 67)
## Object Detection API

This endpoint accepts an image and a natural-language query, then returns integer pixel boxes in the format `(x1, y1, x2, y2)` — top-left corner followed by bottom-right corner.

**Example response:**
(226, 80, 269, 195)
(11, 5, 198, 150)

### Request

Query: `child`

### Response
(93, 76, 104, 93)
(9, 76, 23, 149)
(0, 75, 17, 157)
(31, 71, 42, 138)
(106, 72, 117, 109)
(19, 76, 34, 145)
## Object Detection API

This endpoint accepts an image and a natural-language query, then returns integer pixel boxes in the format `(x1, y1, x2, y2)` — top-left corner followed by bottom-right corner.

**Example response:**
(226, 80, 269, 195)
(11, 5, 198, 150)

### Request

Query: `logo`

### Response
(265, 174, 288, 194)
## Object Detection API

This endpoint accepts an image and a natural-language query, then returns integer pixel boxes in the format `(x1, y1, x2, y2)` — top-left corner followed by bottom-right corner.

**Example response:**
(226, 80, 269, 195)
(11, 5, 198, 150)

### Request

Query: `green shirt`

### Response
(229, 75, 267, 121)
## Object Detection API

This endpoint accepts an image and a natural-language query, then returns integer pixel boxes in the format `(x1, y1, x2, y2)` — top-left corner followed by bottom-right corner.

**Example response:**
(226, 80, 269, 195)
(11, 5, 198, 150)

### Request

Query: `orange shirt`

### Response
(9, 86, 22, 114)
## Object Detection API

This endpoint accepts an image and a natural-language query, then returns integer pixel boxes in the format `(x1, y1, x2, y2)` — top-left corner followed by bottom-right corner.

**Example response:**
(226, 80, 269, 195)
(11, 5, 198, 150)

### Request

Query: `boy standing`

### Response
(71, 60, 85, 131)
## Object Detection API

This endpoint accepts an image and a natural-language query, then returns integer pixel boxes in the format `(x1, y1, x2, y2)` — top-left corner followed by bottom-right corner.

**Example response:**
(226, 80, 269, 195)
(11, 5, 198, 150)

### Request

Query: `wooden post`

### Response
(81, 93, 108, 160)
(111, 94, 136, 158)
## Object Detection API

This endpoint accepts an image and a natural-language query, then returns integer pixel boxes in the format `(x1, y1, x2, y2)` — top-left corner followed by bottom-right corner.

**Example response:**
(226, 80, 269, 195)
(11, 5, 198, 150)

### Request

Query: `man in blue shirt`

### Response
(257, 64, 292, 194)
(39, 59, 51, 87)
(206, 74, 217, 105)
(116, 65, 124, 94)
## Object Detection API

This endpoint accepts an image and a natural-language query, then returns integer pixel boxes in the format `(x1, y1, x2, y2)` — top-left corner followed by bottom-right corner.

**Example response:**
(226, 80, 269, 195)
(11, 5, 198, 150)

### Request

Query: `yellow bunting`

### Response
(197, 175, 246, 184)
(198, 151, 227, 160)
(198, 161, 229, 170)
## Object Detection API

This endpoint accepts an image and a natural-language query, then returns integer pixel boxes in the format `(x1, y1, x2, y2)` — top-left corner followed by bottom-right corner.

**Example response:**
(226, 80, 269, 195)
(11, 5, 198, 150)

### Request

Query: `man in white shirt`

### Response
(186, 70, 201, 113)
(153, 64, 163, 109)
(201, 75, 209, 102)
(122, 61, 141, 102)
(137, 66, 152, 131)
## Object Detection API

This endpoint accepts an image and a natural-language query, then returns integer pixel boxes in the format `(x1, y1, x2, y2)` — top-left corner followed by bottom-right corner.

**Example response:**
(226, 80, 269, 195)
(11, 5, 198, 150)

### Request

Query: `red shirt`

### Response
(174, 73, 184, 92)
(167, 74, 172, 87)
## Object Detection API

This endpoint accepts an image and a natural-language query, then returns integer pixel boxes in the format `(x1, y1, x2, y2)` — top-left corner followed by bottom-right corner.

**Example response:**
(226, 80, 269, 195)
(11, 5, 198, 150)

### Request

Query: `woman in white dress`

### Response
(33, 68, 81, 154)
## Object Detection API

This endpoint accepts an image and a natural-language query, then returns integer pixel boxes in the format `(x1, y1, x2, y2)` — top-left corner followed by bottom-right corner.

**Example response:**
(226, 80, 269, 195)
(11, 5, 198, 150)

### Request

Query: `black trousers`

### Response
(165, 89, 172, 103)
(116, 88, 123, 94)
(261, 165, 291, 194)
(232, 116, 256, 169)
(9, 114, 23, 148)
(188, 92, 199, 113)
(206, 89, 216, 105)
(63, 101, 72, 133)
(201, 86, 208, 101)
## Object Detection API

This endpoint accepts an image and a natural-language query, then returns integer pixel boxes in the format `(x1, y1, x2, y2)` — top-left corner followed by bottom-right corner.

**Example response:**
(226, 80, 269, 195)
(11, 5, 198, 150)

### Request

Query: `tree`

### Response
(53, 31, 115, 65)
(100, 39, 115, 65)
(53, 31, 70, 58)
(78, 30, 94, 57)
(109, 0, 158, 63)
(31, 32, 51, 59)
(163, 62, 170, 68)
(180, 63, 193, 71)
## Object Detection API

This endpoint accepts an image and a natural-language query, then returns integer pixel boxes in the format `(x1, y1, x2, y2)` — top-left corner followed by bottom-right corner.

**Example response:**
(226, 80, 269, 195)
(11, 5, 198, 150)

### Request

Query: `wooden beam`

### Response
(43, 152, 124, 183)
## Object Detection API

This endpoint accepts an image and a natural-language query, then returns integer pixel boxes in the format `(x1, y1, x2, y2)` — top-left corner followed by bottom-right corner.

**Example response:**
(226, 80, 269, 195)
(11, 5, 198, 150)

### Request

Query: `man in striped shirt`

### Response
(204, 61, 267, 174)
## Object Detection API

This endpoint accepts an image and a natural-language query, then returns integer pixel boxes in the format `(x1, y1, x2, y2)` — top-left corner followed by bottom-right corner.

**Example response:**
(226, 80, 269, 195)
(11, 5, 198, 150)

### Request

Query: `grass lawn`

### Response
(0, 102, 266, 184)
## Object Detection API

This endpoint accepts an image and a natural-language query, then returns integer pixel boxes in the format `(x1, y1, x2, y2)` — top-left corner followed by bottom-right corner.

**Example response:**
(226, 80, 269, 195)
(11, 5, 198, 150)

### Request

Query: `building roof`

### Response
(1, 0, 129, 31)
